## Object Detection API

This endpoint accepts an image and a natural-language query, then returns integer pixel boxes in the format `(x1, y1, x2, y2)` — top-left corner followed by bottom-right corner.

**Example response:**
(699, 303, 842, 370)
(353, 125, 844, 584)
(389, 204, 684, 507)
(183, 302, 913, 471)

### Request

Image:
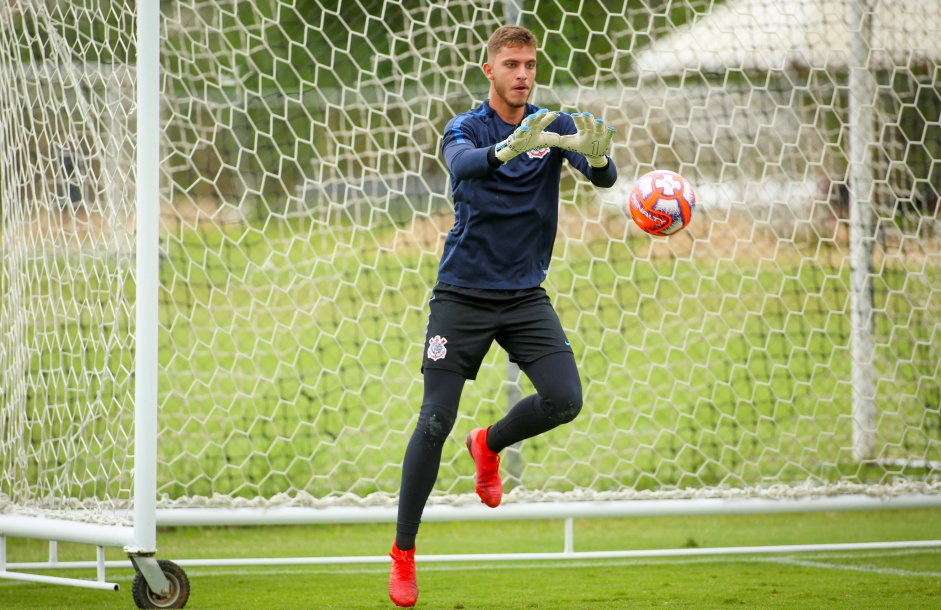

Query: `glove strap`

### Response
(494, 138, 518, 163)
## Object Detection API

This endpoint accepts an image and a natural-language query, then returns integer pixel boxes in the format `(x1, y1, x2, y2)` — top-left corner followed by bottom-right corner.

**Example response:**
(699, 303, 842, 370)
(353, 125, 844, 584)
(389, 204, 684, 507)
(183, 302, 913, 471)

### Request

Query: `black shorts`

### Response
(421, 282, 573, 380)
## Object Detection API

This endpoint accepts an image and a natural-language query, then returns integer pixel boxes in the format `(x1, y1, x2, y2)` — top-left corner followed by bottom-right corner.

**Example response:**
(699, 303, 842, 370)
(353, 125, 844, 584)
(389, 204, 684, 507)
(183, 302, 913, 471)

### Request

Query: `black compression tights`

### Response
(395, 351, 582, 551)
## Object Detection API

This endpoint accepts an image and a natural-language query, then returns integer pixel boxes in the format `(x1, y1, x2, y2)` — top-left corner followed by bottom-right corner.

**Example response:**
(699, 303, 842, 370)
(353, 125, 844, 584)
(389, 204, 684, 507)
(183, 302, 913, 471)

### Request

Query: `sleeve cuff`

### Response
(487, 145, 503, 168)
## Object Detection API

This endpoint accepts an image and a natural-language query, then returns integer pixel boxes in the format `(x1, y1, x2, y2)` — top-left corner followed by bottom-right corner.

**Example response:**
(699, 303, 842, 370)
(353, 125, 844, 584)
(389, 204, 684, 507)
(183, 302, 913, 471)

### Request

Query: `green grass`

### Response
(8, 215, 941, 507)
(144, 219, 941, 497)
(2, 508, 941, 608)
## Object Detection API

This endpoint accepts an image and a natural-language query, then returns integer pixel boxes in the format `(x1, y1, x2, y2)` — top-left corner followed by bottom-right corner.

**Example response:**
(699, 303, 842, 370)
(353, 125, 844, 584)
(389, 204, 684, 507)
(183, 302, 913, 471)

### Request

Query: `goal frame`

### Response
(1, 0, 941, 596)
(0, 0, 172, 596)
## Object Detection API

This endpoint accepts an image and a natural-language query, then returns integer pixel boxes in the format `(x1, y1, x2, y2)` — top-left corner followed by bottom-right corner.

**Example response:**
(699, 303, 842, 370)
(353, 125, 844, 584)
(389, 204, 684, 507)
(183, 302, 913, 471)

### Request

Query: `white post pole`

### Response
(97, 547, 107, 583)
(847, 0, 877, 461)
(502, 0, 525, 489)
(563, 518, 574, 554)
(503, 0, 523, 25)
(133, 0, 161, 554)
(504, 361, 524, 488)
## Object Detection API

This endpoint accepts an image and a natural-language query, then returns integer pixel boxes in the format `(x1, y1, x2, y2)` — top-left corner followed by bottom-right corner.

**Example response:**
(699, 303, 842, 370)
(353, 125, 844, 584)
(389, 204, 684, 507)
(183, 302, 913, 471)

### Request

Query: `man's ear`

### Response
(482, 62, 493, 81)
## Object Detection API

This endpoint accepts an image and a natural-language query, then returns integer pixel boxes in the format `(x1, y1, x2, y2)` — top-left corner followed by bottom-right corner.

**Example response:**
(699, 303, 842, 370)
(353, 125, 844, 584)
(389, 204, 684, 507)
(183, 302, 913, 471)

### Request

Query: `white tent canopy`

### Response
(635, 0, 941, 74)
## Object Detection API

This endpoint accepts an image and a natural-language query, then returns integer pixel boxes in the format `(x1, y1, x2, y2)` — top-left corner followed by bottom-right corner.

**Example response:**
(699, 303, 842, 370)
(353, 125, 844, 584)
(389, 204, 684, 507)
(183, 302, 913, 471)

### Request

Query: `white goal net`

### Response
(1, 0, 940, 529)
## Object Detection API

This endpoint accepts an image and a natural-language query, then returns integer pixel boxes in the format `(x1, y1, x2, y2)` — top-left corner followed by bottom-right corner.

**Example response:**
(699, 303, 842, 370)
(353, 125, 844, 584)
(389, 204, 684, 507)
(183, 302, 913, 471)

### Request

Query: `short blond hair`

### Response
(486, 25, 538, 60)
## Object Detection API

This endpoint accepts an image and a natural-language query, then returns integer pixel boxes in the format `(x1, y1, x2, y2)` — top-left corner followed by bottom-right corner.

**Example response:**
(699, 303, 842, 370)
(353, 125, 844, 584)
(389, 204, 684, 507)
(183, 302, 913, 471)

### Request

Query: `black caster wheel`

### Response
(132, 559, 190, 608)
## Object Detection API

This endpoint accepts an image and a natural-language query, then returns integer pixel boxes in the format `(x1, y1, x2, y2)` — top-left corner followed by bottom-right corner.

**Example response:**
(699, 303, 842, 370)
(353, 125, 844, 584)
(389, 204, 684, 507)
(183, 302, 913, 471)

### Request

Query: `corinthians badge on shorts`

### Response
(427, 335, 447, 361)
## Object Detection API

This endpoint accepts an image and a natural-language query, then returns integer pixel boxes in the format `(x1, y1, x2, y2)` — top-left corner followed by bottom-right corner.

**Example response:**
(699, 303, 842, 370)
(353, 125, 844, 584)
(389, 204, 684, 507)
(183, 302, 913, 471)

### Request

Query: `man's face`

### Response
(484, 44, 537, 111)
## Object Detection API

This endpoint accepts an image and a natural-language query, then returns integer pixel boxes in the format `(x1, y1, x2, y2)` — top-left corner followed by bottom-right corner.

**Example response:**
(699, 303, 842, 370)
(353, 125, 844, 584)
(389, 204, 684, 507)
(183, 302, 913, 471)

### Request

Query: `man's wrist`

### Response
(488, 145, 504, 167)
(587, 155, 609, 169)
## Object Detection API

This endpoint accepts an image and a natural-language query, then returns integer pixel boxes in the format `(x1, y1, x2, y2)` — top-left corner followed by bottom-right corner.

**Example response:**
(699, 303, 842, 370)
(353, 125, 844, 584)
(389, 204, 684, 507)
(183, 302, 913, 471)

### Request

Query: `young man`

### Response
(388, 24, 617, 607)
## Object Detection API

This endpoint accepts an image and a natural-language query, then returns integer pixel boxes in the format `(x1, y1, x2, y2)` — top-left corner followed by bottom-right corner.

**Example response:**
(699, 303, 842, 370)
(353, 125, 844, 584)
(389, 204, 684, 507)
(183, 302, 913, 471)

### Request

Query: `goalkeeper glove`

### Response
(493, 108, 561, 163)
(559, 112, 616, 168)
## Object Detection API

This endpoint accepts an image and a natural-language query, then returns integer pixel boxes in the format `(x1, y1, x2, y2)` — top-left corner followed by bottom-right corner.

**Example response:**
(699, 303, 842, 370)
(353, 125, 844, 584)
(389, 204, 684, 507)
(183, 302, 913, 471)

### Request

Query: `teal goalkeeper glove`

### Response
(559, 112, 616, 167)
(494, 108, 561, 163)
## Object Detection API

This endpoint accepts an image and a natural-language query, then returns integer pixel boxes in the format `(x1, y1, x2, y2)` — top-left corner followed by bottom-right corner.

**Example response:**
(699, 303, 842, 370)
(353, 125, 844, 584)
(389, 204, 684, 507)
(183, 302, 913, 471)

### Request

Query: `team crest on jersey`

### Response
(427, 335, 448, 361)
(526, 147, 550, 159)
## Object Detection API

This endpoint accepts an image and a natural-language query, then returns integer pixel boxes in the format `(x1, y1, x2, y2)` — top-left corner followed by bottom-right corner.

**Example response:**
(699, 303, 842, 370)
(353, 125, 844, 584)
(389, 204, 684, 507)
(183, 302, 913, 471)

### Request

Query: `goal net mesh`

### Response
(1, 0, 939, 524)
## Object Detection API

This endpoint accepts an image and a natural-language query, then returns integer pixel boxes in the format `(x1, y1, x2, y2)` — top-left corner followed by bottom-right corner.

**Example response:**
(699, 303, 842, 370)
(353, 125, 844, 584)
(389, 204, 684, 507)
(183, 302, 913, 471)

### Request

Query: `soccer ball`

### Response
(627, 169, 696, 236)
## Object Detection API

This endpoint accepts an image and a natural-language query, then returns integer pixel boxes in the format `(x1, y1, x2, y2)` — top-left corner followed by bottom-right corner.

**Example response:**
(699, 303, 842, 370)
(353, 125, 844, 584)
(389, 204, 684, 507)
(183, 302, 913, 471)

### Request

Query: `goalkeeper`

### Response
(389, 24, 617, 607)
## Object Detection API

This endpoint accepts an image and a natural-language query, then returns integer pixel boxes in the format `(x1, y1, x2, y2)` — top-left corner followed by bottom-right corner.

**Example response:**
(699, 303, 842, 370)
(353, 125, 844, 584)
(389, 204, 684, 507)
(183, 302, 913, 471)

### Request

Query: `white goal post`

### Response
(2, 0, 941, 595)
(0, 0, 180, 601)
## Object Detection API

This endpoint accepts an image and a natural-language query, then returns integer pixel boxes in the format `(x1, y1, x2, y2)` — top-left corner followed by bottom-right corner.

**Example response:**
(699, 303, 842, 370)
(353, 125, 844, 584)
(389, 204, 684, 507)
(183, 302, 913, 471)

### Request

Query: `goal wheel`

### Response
(132, 559, 190, 609)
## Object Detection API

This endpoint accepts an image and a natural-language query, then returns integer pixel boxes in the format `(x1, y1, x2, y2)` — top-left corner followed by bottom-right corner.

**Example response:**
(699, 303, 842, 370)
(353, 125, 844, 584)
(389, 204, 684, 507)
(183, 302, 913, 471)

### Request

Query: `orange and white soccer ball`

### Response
(628, 169, 696, 236)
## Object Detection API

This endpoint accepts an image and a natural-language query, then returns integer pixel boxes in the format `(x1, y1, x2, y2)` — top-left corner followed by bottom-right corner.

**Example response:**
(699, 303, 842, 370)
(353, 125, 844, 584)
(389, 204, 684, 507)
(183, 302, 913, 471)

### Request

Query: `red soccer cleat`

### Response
(388, 542, 418, 607)
(465, 426, 503, 508)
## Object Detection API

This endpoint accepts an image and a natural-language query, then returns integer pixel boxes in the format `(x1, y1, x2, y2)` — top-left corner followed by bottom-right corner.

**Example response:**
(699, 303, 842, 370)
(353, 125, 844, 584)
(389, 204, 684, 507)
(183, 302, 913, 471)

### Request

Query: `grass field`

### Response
(2, 508, 941, 608)
(161, 215, 941, 497)
(7, 214, 941, 609)
(24, 214, 936, 505)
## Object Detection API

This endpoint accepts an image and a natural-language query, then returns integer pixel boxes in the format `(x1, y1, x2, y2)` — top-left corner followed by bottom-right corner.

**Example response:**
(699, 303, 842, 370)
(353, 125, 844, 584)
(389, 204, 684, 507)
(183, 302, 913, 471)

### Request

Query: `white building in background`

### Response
(634, 0, 941, 75)
(604, 0, 941, 221)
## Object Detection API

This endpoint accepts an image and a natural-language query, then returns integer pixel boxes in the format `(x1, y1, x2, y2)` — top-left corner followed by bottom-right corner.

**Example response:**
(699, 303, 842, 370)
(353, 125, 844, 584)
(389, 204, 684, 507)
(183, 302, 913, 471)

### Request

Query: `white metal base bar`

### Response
(0, 570, 118, 591)
(8, 539, 941, 571)
(155, 494, 941, 527)
(0, 531, 120, 591)
(0, 515, 135, 547)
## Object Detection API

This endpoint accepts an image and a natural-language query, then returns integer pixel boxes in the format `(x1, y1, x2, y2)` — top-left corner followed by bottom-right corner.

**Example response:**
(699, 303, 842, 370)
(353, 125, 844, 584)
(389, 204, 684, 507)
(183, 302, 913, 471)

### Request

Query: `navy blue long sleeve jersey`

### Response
(438, 100, 618, 289)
